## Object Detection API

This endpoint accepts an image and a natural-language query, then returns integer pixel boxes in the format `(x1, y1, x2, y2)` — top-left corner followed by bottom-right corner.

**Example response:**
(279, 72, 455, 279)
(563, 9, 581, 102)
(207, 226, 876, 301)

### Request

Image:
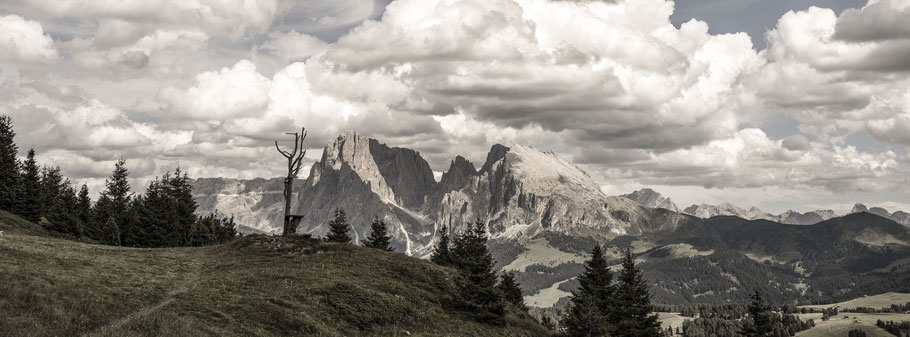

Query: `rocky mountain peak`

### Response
(308, 130, 396, 203)
(480, 144, 510, 173)
(621, 188, 680, 212)
(852, 203, 869, 213)
(437, 156, 477, 193)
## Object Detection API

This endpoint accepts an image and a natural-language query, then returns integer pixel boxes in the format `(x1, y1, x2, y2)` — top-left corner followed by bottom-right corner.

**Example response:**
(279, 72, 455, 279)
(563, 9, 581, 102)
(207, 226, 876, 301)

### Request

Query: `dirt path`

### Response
(82, 264, 201, 336)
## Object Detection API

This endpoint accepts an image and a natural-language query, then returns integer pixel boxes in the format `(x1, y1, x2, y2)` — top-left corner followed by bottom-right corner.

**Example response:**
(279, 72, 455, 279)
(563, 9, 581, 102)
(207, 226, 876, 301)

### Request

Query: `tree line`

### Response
(876, 320, 910, 336)
(0, 114, 236, 247)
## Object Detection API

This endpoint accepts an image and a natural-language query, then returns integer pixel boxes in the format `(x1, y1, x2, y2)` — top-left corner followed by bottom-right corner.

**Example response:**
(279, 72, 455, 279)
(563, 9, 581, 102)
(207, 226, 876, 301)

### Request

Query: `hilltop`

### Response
(0, 211, 546, 337)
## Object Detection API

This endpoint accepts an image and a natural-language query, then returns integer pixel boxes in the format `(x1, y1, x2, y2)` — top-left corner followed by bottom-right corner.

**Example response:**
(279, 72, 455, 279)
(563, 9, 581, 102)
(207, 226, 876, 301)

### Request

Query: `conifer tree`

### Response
(48, 183, 80, 236)
(20, 149, 42, 223)
(133, 169, 198, 247)
(450, 220, 505, 325)
(430, 224, 453, 266)
(497, 271, 526, 310)
(39, 166, 65, 230)
(76, 184, 92, 236)
(563, 245, 615, 337)
(740, 290, 774, 337)
(101, 216, 121, 246)
(325, 208, 351, 243)
(613, 249, 661, 337)
(0, 115, 21, 213)
(363, 217, 393, 251)
(93, 159, 132, 244)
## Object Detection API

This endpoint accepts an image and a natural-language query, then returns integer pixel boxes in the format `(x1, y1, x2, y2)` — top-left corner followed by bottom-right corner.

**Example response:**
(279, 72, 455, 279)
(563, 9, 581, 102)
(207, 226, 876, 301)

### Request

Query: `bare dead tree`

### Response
(275, 127, 307, 236)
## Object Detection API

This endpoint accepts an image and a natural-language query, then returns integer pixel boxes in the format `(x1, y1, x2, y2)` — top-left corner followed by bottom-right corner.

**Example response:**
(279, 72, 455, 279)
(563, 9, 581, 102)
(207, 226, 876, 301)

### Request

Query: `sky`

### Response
(0, 0, 908, 215)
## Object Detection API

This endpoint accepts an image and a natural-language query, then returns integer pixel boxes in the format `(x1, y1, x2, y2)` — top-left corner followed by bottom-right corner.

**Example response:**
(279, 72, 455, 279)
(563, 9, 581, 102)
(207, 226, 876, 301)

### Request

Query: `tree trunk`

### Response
(283, 177, 293, 236)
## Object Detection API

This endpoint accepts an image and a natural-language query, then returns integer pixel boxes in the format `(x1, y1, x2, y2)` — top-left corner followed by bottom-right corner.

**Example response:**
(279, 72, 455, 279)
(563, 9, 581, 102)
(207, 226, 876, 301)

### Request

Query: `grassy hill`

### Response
(0, 211, 547, 336)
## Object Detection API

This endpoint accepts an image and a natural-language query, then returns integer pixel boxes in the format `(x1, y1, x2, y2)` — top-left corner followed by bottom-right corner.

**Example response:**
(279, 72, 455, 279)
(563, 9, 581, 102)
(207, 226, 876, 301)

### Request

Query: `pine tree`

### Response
(613, 249, 661, 337)
(325, 208, 351, 243)
(741, 290, 774, 337)
(76, 184, 92, 237)
(431, 224, 453, 266)
(363, 217, 393, 251)
(450, 220, 505, 325)
(563, 245, 615, 337)
(101, 216, 121, 246)
(48, 183, 80, 236)
(20, 149, 42, 223)
(497, 271, 526, 310)
(133, 169, 198, 247)
(39, 166, 65, 230)
(0, 114, 21, 213)
(93, 159, 132, 244)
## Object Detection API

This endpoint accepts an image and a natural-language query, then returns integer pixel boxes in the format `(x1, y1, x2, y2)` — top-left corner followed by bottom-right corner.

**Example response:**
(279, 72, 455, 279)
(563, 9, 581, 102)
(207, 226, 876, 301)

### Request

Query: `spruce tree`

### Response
(76, 184, 92, 237)
(363, 217, 393, 251)
(48, 183, 80, 236)
(20, 149, 42, 223)
(430, 224, 453, 266)
(93, 159, 132, 244)
(39, 166, 65, 230)
(325, 208, 351, 243)
(134, 169, 198, 247)
(497, 271, 526, 310)
(450, 220, 505, 325)
(741, 290, 774, 337)
(613, 249, 661, 337)
(0, 115, 21, 213)
(563, 245, 615, 337)
(101, 216, 121, 246)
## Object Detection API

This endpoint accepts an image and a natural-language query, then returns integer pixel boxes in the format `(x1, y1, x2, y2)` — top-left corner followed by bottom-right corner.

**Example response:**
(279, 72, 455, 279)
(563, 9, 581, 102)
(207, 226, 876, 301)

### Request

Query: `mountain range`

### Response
(622, 188, 908, 226)
(193, 131, 693, 254)
(191, 131, 910, 308)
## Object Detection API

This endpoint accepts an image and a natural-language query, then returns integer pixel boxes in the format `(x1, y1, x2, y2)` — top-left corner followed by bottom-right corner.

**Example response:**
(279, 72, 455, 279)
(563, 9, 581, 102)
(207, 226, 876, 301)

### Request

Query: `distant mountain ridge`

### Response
(618, 188, 907, 226)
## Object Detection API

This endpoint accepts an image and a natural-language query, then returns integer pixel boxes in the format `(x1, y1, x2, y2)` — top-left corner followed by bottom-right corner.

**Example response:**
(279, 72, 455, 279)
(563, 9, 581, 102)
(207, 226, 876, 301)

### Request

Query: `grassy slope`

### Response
(795, 293, 910, 337)
(0, 211, 547, 336)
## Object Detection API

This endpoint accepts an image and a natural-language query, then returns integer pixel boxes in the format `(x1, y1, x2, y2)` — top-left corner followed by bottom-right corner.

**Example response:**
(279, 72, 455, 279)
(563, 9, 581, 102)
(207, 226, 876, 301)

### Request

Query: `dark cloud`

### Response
(119, 50, 149, 69)
(834, 0, 910, 42)
(782, 134, 810, 151)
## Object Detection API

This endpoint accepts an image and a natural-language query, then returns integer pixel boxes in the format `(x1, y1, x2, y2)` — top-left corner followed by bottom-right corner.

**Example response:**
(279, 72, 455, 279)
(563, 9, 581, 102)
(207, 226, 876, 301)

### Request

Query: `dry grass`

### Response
(795, 312, 909, 337)
(0, 211, 547, 337)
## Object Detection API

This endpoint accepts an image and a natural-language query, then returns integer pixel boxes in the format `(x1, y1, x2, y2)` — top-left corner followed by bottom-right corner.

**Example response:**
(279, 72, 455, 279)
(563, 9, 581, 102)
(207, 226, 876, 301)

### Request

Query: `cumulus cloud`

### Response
(834, 0, 910, 42)
(592, 128, 906, 192)
(0, 14, 58, 62)
(5, 0, 292, 40)
(0, 0, 908, 206)
(753, 2, 910, 144)
(320, 0, 765, 151)
(160, 60, 271, 121)
(261, 31, 328, 61)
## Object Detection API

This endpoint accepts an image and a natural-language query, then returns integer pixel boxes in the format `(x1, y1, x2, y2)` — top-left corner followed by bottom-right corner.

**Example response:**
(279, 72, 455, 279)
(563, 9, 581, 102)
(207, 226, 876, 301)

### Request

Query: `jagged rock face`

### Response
(621, 188, 680, 212)
(425, 144, 693, 241)
(294, 131, 436, 255)
(190, 177, 292, 234)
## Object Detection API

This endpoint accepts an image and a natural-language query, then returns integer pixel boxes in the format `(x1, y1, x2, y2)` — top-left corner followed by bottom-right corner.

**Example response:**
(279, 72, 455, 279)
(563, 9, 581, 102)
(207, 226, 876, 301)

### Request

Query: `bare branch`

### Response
(274, 141, 291, 158)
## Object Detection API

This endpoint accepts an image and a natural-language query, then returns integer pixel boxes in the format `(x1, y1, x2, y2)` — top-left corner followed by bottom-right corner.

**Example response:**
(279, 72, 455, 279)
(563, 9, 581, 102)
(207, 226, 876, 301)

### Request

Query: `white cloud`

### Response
(0, 14, 58, 62)
(320, 0, 764, 151)
(6, 0, 292, 40)
(261, 31, 328, 61)
(160, 60, 271, 121)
